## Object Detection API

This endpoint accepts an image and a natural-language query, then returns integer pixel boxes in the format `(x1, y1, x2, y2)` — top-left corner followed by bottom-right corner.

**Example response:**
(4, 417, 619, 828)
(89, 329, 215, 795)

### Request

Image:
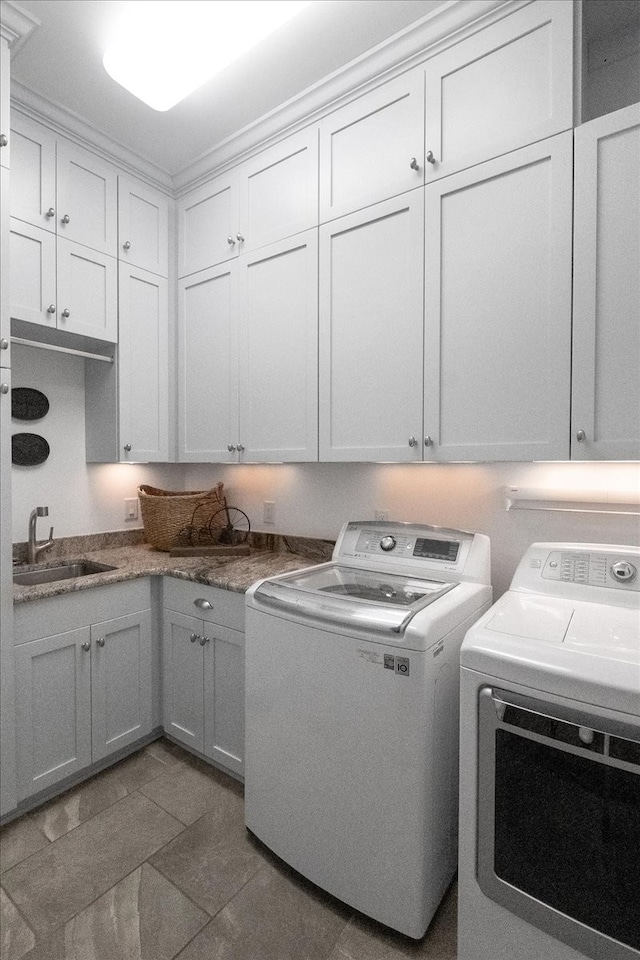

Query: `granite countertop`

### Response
(12, 530, 335, 604)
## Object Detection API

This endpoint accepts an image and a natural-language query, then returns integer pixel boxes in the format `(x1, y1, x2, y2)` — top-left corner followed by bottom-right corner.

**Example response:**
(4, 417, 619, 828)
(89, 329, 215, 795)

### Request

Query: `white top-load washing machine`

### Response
(458, 542, 640, 960)
(245, 520, 492, 939)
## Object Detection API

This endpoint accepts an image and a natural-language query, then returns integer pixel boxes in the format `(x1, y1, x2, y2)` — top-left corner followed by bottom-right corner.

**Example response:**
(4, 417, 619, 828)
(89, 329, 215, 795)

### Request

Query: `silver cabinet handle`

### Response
(227, 236, 236, 245)
(0, 134, 8, 147)
(47, 304, 56, 314)
(0, 339, 8, 350)
(424, 436, 433, 447)
(237, 443, 245, 452)
(46, 207, 55, 218)
(96, 637, 106, 647)
(190, 632, 200, 643)
(194, 598, 213, 609)
(0, 383, 9, 395)
(408, 436, 418, 447)
(227, 443, 237, 452)
(236, 233, 245, 243)
(123, 443, 132, 452)
(61, 308, 71, 318)
(61, 214, 71, 224)
(81, 641, 91, 652)
(576, 429, 586, 442)
(409, 157, 420, 171)
(426, 150, 436, 165)
(199, 635, 210, 646)
(123, 240, 131, 250)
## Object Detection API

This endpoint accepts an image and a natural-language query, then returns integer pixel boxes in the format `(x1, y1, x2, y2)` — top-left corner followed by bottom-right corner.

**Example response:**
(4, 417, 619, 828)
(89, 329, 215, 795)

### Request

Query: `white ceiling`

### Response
(9, 0, 447, 176)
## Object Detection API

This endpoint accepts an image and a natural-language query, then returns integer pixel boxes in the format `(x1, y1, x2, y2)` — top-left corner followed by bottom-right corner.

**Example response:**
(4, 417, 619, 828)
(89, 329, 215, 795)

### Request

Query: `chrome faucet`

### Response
(28, 507, 54, 564)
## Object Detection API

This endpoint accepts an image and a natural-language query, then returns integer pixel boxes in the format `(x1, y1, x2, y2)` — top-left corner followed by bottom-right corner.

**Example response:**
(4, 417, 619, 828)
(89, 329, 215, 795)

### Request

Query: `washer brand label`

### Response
(357, 649, 384, 664)
(383, 654, 395, 670)
(395, 657, 410, 676)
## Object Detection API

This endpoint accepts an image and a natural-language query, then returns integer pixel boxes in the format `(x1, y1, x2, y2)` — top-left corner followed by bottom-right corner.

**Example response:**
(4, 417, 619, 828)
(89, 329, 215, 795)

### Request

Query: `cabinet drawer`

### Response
(14, 579, 151, 643)
(163, 578, 244, 631)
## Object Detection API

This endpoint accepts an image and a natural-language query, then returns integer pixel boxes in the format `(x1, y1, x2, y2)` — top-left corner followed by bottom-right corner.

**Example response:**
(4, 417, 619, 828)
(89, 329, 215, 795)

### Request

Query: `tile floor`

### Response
(0, 740, 457, 960)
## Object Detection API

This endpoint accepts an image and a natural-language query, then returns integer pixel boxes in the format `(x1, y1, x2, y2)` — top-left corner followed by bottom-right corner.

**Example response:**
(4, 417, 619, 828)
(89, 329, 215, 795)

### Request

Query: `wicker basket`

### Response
(138, 482, 225, 551)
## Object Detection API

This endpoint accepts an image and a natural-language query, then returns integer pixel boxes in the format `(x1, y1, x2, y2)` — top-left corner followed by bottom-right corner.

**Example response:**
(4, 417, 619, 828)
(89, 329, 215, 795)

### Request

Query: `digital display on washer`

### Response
(413, 538, 459, 562)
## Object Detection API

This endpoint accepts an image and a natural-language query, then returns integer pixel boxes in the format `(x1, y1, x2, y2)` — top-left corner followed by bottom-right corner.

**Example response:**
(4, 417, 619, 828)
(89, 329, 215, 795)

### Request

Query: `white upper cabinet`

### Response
(424, 0, 574, 182)
(319, 192, 424, 462)
(0, 37, 10, 170)
(572, 103, 640, 461)
(178, 127, 318, 277)
(319, 69, 424, 222)
(10, 112, 118, 256)
(118, 176, 170, 277)
(424, 132, 573, 462)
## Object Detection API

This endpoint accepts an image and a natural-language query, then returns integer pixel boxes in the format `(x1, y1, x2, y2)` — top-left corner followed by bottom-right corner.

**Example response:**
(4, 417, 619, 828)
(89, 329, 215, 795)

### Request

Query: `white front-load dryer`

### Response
(458, 542, 640, 960)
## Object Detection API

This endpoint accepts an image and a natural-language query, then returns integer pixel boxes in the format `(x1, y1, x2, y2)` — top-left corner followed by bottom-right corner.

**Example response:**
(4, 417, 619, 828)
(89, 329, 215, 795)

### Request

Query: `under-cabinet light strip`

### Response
(11, 337, 114, 363)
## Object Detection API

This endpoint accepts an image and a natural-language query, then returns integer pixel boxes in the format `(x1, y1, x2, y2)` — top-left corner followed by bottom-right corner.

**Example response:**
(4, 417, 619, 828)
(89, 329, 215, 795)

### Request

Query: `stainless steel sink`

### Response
(13, 560, 117, 586)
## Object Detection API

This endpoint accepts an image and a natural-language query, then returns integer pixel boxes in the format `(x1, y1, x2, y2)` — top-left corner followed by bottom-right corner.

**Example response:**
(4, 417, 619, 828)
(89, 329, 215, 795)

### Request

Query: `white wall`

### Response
(10, 344, 184, 542)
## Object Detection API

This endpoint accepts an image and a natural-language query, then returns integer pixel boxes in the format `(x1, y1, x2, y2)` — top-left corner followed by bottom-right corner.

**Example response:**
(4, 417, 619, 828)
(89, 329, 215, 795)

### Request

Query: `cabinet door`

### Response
(0, 38, 10, 170)
(177, 172, 238, 277)
(204, 624, 244, 776)
(91, 610, 152, 763)
(239, 127, 318, 252)
(319, 193, 424, 461)
(9, 112, 56, 229)
(177, 263, 239, 461)
(238, 230, 318, 462)
(162, 609, 204, 753)
(319, 69, 424, 222)
(56, 237, 118, 342)
(119, 264, 169, 461)
(118, 176, 170, 276)
(572, 104, 640, 460)
(425, 0, 573, 182)
(9, 219, 57, 328)
(1, 169, 11, 361)
(0, 370, 15, 815)
(56, 139, 117, 255)
(424, 133, 573, 461)
(14, 628, 92, 801)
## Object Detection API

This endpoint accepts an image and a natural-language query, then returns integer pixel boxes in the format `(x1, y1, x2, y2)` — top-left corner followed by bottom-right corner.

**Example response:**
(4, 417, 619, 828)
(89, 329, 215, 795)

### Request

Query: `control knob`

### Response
(380, 535, 397, 552)
(611, 561, 637, 583)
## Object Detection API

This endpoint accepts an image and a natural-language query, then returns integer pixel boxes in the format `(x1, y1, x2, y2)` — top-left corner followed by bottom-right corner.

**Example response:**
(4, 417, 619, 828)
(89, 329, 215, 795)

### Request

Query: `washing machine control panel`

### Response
(541, 550, 638, 590)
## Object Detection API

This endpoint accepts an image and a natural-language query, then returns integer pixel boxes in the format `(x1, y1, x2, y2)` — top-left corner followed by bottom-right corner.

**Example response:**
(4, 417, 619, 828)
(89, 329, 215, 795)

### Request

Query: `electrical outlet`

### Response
(374, 509, 389, 522)
(263, 501, 275, 524)
(124, 498, 139, 521)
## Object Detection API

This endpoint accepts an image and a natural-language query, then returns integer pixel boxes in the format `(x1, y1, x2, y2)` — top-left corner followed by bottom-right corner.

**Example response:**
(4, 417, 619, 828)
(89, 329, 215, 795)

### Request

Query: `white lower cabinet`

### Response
(162, 579, 244, 777)
(13, 582, 153, 801)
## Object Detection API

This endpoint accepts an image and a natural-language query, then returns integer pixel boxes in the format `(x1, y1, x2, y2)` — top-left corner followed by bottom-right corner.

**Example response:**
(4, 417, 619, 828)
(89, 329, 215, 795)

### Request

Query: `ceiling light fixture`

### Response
(103, 0, 311, 112)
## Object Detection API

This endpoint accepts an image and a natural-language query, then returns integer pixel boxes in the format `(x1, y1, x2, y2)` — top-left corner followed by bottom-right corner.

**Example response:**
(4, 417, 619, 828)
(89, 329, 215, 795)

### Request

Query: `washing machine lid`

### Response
(252, 562, 457, 636)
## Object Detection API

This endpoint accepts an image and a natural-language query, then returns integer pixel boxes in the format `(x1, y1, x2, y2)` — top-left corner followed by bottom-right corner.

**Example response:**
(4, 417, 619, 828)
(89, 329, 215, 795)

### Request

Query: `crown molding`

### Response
(0, 0, 39, 52)
(173, 0, 530, 193)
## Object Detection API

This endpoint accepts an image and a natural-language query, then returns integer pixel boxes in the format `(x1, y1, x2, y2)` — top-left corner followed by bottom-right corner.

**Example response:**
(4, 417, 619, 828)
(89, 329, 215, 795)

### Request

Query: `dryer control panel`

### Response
(512, 542, 640, 602)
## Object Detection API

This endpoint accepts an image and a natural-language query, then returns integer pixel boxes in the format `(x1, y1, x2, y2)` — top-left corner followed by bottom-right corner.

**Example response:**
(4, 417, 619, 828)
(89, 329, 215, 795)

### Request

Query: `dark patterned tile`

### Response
(0, 817, 49, 874)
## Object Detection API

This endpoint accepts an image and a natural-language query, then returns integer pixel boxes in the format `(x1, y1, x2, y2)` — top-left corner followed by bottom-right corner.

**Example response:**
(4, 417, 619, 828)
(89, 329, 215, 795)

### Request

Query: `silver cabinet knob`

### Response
(0, 339, 8, 350)
(96, 637, 106, 647)
(46, 207, 55, 218)
(61, 308, 71, 318)
(227, 236, 236, 245)
(227, 443, 237, 452)
(61, 214, 71, 224)
(426, 150, 436, 165)
(190, 632, 200, 643)
(408, 436, 418, 447)
(47, 304, 56, 314)
(199, 635, 210, 646)
(81, 641, 91, 652)
(236, 233, 245, 243)
(0, 134, 8, 147)
(424, 436, 433, 447)
(123, 240, 131, 250)
(194, 598, 213, 610)
(123, 443, 132, 452)
(576, 430, 586, 442)
(237, 443, 245, 452)
(0, 383, 9, 395)
(409, 157, 420, 171)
